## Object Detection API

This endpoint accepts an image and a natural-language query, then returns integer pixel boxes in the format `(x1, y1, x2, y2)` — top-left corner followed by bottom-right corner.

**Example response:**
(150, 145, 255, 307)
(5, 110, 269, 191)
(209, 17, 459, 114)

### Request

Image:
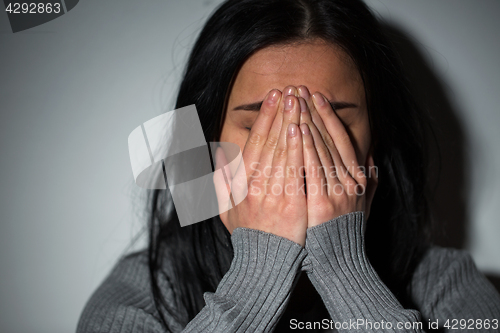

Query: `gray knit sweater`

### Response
(76, 212, 500, 332)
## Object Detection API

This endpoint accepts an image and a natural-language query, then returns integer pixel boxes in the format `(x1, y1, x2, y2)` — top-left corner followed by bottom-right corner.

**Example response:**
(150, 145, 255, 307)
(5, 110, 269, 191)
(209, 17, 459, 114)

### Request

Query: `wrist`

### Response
(305, 211, 365, 263)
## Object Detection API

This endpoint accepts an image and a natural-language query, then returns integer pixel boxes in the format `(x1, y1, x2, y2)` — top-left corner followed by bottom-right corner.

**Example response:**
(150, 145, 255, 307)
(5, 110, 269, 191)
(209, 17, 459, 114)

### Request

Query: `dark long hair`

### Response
(147, 0, 434, 330)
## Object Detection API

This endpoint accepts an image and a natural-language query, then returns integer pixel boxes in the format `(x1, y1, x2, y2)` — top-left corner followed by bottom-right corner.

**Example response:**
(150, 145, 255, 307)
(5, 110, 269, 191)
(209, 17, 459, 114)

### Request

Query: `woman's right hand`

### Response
(213, 87, 307, 246)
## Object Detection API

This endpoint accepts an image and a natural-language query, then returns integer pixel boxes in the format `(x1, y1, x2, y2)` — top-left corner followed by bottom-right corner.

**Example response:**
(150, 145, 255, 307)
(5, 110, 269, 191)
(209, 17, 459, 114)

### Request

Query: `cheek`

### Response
(342, 113, 371, 166)
(219, 122, 248, 176)
(351, 123, 371, 166)
(220, 122, 247, 151)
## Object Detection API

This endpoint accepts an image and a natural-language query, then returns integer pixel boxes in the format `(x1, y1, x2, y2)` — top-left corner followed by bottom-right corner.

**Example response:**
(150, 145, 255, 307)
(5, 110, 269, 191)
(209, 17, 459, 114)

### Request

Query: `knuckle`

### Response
(247, 184, 261, 199)
(248, 132, 263, 146)
(316, 145, 330, 160)
(313, 164, 325, 178)
(286, 165, 299, 178)
(288, 139, 298, 150)
(265, 135, 279, 150)
(304, 138, 314, 150)
(329, 184, 342, 196)
(323, 134, 335, 149)
(336, 132, 352, 146)
(232, 178, 246, 193)
(264, 194, 278, 207)
(275, 146, 287, 160)
(344, 180, 356, 193)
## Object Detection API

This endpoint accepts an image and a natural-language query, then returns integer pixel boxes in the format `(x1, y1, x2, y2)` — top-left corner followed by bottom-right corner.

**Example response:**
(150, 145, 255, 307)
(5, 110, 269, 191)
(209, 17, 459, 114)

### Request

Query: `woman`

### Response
(77, 0, 500, 332)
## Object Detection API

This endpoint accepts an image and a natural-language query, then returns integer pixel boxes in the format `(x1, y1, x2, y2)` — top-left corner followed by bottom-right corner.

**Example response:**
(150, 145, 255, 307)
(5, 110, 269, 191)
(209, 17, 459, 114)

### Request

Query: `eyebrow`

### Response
(232, 100, 358, 111)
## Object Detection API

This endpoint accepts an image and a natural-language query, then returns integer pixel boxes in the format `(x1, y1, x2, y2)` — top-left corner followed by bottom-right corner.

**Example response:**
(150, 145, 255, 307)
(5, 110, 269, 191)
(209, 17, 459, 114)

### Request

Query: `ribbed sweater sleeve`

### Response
(182, 227, 306, 332)
(303, 211, 424, 332)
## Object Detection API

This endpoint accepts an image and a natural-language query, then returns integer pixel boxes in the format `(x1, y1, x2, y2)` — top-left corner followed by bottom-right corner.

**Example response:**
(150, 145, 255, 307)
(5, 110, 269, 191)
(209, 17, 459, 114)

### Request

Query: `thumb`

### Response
(213, 146, 232, 226)
(364, 151, 378, 221)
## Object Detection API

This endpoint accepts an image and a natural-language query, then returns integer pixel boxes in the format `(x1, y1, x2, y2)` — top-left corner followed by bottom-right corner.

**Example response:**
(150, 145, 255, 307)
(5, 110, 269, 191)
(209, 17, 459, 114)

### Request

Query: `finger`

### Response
(298, 85, 311, 102)
(300, 86, 337, 163)
(241, 89, 281, 180)
(213, 147, 232, 226)
(306, 96, 350, 183)
(299, 86, 353, 188)
(301, 123, 329, 201)
(269, 91, 301, 194)
(254, 90, 286, 183)
(284, 85, 299, 99)
(284, 123, 305, 205)
(299, 86, 336, 172)
(298, 85, 316, 123)
(298, 97, 338, 187)
(312, 92, 361, 182)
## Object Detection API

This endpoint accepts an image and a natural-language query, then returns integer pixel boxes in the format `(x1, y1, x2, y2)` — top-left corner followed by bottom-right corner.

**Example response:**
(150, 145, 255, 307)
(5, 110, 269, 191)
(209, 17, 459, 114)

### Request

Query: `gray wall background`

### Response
(0, 1, 498, 332)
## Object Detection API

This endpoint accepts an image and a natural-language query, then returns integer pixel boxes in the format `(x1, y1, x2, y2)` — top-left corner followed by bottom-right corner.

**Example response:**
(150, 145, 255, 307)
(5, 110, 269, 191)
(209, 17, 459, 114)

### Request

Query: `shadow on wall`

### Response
(381, 23, 500, 294)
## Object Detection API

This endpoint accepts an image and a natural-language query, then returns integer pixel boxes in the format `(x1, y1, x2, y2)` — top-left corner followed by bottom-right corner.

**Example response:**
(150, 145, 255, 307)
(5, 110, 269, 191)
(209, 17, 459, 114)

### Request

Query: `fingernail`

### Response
(284, 86, 296, 97)
(268, 89, 280, 104)
(312, 93, 325, 106)
(298, 86, 310, 99)
(300, 123, 310, 135)
(285, 96, 294, 111)
(299, 98, 307, 113)
(288, 123, 298, 137)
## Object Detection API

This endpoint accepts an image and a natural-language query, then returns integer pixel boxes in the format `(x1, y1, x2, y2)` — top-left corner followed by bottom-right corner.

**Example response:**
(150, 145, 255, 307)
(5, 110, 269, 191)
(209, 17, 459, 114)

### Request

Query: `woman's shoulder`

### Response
(76, 250, 179, 333)
(410, 245, 500, 321)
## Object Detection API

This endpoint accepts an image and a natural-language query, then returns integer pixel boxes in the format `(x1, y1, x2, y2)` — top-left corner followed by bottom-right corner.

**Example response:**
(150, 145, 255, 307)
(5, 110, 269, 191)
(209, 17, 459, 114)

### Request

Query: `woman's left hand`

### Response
(296, 86, 378, 228)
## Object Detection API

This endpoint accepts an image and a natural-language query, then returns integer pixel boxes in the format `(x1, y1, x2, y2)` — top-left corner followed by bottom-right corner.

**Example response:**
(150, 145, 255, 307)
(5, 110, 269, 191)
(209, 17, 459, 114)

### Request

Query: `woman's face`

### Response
(220, 39, 371, 172)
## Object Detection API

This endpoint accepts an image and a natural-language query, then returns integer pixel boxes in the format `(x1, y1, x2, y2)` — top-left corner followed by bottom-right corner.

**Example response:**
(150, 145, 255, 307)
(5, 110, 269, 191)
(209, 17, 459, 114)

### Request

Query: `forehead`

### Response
(229, 40, 364, 103)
